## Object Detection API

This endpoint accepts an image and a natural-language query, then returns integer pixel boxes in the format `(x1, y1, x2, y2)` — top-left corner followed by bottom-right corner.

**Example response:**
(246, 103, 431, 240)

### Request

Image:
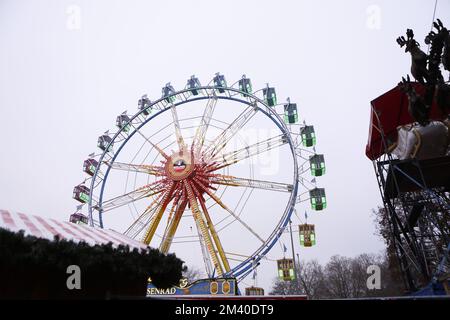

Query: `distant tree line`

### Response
(0, 228, 184, 299)
(270, 252, 404, 299)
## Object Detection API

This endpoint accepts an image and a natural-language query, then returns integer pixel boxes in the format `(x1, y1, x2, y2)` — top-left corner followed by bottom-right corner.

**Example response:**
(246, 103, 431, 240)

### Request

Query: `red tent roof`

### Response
(366, 83, 446, 160)
(0, 209, 148, 250)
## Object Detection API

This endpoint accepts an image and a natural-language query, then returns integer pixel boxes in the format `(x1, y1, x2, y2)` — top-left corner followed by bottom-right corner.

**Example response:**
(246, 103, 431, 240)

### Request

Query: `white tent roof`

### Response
(0, 209, 148, 250)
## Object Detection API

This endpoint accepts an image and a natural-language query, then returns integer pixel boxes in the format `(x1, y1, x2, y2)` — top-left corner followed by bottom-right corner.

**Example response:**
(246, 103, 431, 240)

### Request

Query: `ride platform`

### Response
(381, 155, 450, 199)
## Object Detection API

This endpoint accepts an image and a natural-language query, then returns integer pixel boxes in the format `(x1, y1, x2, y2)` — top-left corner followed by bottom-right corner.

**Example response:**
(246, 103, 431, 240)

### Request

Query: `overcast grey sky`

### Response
(1, 0, 449, 292)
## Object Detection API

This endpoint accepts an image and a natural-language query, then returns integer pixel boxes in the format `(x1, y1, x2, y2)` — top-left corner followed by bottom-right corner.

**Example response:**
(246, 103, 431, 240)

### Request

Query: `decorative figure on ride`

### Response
(397, 20, 450, 125)
(426, 19, 450, 79)
(398, 75, 430, 126)
(397, 29, 429, 84)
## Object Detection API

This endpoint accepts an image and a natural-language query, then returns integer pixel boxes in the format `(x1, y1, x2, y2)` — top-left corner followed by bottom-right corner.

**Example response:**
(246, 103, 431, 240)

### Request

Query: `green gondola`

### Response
(299, 224, 316, 247)
(309, 188, 326, 211)
(162, 83, 176, 103)
(263, 86, 277, 107)
(187, 75, 201, 95)
(284, 102, 298, 124)
(239, 76, 252, 96)
(277, 258, 295, 281)
(300, 125, 316, 147)
(309, 154, 325, 176)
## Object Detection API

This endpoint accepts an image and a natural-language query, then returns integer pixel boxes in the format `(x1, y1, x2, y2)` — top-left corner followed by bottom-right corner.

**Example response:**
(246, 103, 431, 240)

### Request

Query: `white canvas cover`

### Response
(0, 209, 148, 250)
(391, 121, 449, 160)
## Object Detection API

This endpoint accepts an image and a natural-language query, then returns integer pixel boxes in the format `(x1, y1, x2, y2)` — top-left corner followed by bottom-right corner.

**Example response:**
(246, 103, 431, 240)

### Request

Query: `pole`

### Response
(289, 220, 297, 280)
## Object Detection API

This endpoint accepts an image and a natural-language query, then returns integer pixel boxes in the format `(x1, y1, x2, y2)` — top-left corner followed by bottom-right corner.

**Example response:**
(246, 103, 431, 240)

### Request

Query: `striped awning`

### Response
(0, 209, 148, 251)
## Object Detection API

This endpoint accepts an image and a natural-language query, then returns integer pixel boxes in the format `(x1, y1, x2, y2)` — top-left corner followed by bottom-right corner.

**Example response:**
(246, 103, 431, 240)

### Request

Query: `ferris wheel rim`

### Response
(88, 86, 299, 279)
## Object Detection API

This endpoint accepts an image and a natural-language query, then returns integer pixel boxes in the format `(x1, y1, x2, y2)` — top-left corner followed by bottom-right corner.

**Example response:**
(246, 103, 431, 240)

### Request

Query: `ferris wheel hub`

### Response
(165, 149, 196, 181)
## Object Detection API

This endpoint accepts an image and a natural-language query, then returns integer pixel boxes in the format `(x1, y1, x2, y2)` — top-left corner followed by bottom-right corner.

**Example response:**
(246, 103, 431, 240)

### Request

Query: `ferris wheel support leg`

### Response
(142, 182, 177, 245)
(184, 181, 224, 277)
(197, 192, 231, 273)
(160, 199, 188, 254)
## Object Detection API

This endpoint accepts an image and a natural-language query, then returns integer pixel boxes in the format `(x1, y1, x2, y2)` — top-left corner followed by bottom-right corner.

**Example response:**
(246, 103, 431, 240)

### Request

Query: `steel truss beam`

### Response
(203, 104, 258, 160)
(105, 161, 164, 176)
(210, 134, 288, 170)
(160, 196, 188, 254)
(124, 192, 165, 238)
(193, 177, 265, 243)
(192, 95, 218, 158)
(375, 156, 450, 292)
(142, 182, 178, 244)
(184, 180, 224, 276)
(97, 181, 166, 212)
(208, 174, 293, 193)
(170, 103, 186, 150)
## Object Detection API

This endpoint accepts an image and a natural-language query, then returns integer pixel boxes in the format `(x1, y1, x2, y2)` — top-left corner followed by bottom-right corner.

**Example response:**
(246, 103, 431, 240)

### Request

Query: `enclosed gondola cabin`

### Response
(73, 185, 90, 204)
(263, 86, 277, 107)
(69, 212, 88, 225)
(187, 76, 201, 95)
(213, 73, 227, 93)
(116, 113, 131, 132)
(299, 224, 316, 247)
(238, 76, 252, 96)
(138, 95, 152, 116)
(277, 258, 295, 281)
(300, 125, 316, 147)
(309, 188, 326, 211)
(83, 158, 98, 176)
(309, 154, 325, 176)
(162, 83, 176, 103)
(284, 103, 298, 124)
(245, 286, 264, 296)
(98, 134, 113, 152)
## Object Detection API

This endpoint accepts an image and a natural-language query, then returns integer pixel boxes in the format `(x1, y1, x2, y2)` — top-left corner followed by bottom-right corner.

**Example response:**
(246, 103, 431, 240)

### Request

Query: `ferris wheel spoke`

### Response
(131, 128, 170, 160)
(105, 161, 165, 176)
(159, 187, 183, 250)
(124, 192, 165, 239)
(142, 182, 178, 245)
(209, 134, 288, 171)
(203, 104, 258, 160)
(159, 198, 188, 254)
(98, 181, 167, 212)
(208, 174, 293, 193)
(170, 104, 186, 150)
(191, 95, 218, 157)
(151, 141, 170, 160)
(192, 177, 265, 244)
(184, 180, 224, 276)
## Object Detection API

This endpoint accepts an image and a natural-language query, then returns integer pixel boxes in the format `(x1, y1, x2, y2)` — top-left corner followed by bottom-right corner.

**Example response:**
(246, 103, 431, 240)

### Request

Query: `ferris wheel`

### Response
(71, 74, 326, 283)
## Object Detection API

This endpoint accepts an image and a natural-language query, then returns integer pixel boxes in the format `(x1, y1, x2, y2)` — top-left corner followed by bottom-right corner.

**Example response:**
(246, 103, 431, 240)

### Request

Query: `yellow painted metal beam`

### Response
(142, 182, 177, 245)
(184, 181, 224, 276)
(160, 199, 188, 254)
(198, 195, 231, 273)
(124, 192, 164, 236)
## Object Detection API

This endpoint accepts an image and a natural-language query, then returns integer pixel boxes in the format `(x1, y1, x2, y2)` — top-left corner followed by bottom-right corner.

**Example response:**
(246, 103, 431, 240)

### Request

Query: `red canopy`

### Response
(365, 83, 446, 160)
